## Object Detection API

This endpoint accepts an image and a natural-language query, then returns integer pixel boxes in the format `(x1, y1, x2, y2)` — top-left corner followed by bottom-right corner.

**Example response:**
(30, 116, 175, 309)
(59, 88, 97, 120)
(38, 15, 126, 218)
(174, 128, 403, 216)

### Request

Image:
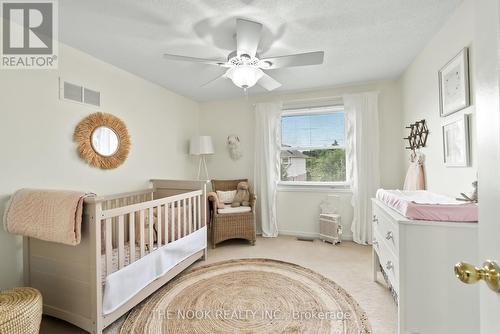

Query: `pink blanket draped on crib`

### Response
(3, 189, 94, 245)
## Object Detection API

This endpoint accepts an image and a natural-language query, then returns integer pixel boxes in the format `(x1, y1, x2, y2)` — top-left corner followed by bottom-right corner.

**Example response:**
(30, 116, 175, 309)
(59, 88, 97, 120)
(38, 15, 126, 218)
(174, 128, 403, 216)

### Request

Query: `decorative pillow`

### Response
(216, 190, 237, 204)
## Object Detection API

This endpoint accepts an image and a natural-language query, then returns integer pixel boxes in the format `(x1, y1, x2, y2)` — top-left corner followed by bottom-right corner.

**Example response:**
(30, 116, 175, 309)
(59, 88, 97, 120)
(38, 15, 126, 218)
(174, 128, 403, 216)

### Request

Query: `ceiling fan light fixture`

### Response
(226, 65, 263, 89)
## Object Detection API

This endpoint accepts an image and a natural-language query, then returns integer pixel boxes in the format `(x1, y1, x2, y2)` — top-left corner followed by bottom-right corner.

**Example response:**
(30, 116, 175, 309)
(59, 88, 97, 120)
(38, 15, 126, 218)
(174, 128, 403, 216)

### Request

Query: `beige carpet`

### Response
(40, 237, 397, 334)
(120, 259, 371, 333)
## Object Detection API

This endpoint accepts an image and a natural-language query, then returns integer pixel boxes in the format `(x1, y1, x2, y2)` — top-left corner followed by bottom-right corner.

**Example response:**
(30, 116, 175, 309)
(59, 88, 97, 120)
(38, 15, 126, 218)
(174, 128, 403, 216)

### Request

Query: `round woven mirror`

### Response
(74, 112, 130, 169)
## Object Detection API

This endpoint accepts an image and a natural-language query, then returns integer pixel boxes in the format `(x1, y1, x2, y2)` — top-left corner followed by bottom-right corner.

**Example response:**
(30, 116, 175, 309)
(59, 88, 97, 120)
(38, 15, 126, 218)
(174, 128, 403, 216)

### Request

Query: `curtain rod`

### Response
(252, 96, 343, 109)
(282, 105, 344, 113)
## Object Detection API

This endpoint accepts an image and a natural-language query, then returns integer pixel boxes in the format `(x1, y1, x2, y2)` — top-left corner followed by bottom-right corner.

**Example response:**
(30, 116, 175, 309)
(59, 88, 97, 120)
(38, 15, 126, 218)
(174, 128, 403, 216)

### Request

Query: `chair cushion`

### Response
(218, 206, 252, 214)
(216, 190, 237, 204)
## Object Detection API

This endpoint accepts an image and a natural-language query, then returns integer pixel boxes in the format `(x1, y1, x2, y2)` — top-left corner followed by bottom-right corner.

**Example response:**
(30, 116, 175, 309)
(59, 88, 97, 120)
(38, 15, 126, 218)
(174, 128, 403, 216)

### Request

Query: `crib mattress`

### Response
(375, 189, 478, 222)
(101, 226, 207, 315)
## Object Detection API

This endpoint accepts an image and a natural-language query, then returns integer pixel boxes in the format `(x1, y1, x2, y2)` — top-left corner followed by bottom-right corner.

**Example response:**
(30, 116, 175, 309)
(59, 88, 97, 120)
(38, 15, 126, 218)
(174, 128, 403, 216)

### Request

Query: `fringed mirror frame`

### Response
(74, 112, 130, 169)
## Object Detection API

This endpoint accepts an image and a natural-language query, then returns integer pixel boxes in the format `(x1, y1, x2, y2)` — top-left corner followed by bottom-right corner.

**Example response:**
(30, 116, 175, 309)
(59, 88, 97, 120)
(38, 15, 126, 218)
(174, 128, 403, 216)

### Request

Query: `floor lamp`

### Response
(189, 136, 214, 180)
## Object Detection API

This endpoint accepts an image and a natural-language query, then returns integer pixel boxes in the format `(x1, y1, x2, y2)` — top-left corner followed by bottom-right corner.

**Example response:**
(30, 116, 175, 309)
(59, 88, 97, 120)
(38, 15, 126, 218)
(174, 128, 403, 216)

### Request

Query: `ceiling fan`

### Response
(163, 18, 325, 91)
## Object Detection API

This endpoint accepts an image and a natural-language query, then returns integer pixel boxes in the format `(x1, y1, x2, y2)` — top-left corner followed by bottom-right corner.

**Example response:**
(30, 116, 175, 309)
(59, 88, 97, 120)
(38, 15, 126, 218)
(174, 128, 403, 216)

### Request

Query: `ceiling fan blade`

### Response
(200, 72, 227, 87)
(260, 51, 324, 69)
(163, 53, 228, 67)
(258, 73, 282, 91)
(236, 18, 263, 57)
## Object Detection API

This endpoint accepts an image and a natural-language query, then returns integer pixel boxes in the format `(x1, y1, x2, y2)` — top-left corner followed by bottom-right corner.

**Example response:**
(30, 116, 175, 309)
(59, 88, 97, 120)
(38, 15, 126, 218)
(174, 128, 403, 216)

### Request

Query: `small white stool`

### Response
(319, 213, 342, 244)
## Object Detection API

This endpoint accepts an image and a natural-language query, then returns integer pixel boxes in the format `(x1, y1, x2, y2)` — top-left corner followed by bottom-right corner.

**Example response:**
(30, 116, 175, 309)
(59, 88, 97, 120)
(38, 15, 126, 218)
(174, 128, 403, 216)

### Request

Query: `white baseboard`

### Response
(278, 229, 353, 241)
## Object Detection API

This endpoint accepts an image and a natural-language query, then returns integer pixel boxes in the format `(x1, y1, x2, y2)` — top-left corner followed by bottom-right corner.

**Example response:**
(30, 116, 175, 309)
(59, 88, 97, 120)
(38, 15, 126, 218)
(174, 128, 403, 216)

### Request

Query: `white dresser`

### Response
(372, 199, 479, 334)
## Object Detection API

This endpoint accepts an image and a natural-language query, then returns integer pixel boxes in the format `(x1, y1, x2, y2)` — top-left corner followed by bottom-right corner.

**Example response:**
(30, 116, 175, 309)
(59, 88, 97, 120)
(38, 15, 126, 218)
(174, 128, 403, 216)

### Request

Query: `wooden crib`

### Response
(23, 179, 208, 334)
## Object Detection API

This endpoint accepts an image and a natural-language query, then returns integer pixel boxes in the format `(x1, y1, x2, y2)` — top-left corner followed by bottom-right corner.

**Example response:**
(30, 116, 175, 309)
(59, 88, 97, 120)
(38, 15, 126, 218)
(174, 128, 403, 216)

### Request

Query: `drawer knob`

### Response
(385, 231, 393, 240)
(454, 260, 500, 292)
(386, 261, 394, 271)
(373, 215, 379, 223)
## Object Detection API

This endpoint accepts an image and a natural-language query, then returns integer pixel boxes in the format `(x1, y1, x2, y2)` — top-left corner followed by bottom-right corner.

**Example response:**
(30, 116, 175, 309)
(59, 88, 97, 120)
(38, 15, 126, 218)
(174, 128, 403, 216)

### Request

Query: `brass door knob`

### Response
(454, 260, 500, 292)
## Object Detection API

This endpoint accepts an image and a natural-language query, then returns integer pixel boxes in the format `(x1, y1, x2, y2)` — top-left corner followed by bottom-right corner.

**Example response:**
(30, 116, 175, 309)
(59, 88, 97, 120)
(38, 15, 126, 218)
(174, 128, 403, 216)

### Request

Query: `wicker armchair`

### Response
(209, 179, 256, 248)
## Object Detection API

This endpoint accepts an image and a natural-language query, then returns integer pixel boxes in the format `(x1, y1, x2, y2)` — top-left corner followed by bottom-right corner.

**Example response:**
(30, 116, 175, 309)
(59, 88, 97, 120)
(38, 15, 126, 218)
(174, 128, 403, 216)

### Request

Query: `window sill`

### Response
(277, 181, 352, 193)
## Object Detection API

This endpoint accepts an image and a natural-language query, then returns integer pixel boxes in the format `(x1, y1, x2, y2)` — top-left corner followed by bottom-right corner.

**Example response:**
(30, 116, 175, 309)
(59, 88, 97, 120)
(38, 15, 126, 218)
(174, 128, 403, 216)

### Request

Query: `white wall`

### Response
(199, 80, 403, 239)
(0, 44, 199, 289)
(400, 0, 477, 197)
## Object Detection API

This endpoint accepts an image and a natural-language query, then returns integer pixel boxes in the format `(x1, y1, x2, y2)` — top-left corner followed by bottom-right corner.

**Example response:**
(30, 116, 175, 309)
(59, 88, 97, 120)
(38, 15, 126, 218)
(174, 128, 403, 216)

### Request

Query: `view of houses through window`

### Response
(280, 109, 346, 183)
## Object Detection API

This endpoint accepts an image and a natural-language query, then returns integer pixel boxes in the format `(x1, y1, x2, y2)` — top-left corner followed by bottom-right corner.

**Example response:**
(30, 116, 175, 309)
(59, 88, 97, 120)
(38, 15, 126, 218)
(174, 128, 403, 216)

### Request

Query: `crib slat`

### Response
(148, 207, 154, 252)
(157, 205, 162, 248)
(197, 195, 201, 229)
(140, 210, 145, 258)
(165, 203, 169, 245)
(129, 212, 135, 263)
(192, 195, 197, 231)
(177, 201, 181, 240)
(183, 199, 187, 238)
(105, 218, 113, 276)
(118, 215, 125, 269)
(188, 197, 192, 234)
(171, 202, 176, 241)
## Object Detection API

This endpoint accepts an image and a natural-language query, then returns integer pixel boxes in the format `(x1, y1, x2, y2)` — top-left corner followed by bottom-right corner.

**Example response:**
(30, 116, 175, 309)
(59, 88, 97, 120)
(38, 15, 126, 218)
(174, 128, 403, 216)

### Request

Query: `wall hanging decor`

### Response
(439, 47, 470, 117)
(404, 119, 429, 152)
(227, 135, 243, 160)
(442, 114, 471, 167)
(74, 112, 130, 169)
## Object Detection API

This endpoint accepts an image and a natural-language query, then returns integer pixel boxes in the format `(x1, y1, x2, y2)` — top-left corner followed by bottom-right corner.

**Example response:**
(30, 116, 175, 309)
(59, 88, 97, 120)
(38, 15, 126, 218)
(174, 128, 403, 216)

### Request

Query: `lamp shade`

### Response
(189, 136, 214, 155)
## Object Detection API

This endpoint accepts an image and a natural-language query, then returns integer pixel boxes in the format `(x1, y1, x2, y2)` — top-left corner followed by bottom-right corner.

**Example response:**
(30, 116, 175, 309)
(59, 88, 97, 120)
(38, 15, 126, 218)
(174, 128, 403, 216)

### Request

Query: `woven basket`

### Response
(0, 287, 42, 334)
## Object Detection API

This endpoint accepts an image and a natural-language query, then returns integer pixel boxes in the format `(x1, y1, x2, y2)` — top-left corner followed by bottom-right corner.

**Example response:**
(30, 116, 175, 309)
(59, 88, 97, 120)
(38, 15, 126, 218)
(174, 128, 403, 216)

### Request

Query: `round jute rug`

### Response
(120, 259, 372, 334)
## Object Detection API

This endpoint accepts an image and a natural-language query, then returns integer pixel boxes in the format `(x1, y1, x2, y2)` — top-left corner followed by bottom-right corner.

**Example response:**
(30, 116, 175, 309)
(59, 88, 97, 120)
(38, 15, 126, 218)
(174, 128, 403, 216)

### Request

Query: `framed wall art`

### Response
(438, 48, 470, 117)
(442, 114, 471, 167)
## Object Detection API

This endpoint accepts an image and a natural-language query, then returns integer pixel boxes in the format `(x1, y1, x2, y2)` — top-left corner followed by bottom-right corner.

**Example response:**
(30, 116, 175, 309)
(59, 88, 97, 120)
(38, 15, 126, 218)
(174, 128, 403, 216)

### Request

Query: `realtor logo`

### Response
(1, 0, 58, 69)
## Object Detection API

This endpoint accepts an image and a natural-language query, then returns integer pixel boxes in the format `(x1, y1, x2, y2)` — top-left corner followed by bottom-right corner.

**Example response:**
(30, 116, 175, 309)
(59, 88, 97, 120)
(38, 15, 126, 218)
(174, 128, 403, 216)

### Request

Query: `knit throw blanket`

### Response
(3, 189, 93, 246)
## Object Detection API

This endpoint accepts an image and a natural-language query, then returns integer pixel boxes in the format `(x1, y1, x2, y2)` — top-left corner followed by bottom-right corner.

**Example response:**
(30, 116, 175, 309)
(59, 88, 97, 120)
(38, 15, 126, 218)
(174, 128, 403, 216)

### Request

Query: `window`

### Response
(280, 107, 347, 185)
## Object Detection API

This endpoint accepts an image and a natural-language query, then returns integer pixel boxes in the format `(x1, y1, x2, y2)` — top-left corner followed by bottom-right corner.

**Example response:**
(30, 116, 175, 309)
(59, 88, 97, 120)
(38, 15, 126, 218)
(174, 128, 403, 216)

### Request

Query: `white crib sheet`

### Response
(101, 226, 207, 315)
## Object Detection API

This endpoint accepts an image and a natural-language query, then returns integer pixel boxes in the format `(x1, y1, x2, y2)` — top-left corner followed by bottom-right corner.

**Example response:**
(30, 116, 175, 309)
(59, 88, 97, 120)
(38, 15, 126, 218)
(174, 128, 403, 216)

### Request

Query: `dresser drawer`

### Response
(373, 203, 399, 254)
(373, 229, 399, 294)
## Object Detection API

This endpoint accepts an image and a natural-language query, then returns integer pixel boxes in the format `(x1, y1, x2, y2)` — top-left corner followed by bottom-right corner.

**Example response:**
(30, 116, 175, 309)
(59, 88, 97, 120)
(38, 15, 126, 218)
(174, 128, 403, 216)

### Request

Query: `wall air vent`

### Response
(60, 78, 101, 107)
(63, 81, 83, 103)
(83, 88, 101, 106)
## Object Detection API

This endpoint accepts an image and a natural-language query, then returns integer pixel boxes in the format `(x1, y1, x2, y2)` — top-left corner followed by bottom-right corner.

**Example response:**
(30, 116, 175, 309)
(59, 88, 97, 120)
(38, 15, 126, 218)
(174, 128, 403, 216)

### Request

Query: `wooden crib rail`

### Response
(100, 189, 205, 277)
(99, 190, 201, 219)
(84, 188, 154, 205)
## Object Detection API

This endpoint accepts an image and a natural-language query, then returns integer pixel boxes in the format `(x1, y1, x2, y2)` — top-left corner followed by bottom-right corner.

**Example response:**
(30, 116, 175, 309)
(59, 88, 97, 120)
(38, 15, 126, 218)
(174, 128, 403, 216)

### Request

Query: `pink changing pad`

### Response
(376, 189, 478, 222)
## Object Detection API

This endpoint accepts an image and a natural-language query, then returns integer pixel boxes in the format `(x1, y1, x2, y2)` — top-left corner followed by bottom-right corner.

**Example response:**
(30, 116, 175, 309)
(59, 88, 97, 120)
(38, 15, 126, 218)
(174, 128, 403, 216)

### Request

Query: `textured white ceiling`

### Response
(59, 0, 462, 101)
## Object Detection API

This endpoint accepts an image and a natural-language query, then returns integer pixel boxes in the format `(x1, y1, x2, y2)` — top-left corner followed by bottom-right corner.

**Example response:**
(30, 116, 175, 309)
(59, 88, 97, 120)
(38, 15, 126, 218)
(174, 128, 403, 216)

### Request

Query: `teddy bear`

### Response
(231, 181, 250, 207)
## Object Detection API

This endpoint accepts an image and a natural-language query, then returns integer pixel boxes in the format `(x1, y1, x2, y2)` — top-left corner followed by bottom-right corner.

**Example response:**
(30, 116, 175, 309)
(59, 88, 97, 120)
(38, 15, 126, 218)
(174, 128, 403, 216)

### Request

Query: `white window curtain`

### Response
(253, 102, 282, 237)
(344, 92, 380, 245)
